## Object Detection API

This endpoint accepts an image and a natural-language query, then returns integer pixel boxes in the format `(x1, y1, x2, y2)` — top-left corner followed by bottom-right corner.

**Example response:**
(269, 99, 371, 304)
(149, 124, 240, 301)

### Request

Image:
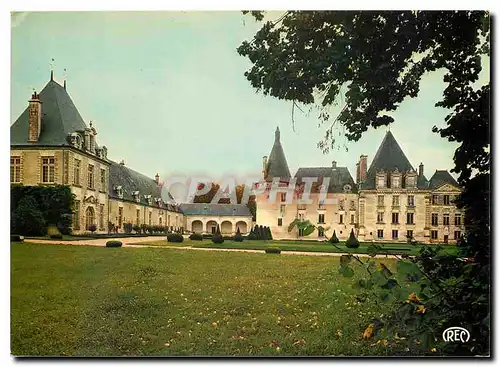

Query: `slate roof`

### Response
(108, 161, 180, 212)
(294, 166, 357, 193)
(428, 170, 460, 189)
(11, 78, 88, 146)
(179, 203, 252, 217)
(363, 131, 429, 189)
(264, 127, 291, 181)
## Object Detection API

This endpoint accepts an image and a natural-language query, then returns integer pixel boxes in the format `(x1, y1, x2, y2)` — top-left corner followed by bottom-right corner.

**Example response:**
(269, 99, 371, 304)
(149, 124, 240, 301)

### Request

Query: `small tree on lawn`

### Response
(212, 224, 224, 244)
(330, 230, 339, 244)
(234, 227, 244, 242)
(345, 228, 360, 248)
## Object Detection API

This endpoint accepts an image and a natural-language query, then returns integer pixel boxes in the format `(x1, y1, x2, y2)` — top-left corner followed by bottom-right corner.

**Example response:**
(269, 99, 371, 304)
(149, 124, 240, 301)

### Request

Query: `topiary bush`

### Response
(106, 240, 122, 248)
(133, 224, 141, 234)
(11, 196, 46, 236)
(345, 228, 360, 248)
(167, 233, 184, 243)
(267, 226, 273, 240)
(189, 233, 203, 241)
(11, 235, 24, 242)
(212, 225, 224, 244)
(140, 224, 148, 234)
(247, 227, 257, 240)
(265, 247, 281, 254)
(89, 224, 97, 234)
(234, 228, 244, 242)
(330, 229, 339, 244)
(124, 222, 133, 234)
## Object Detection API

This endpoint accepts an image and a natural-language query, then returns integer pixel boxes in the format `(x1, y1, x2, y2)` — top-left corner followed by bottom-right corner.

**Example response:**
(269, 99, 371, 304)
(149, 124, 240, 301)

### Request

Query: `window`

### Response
(454, 231, 461, 240)
(118, 207, 123, 228)
(159, 217, 162, 226)
(318, 214, 325, 224)
(443, 195, 450, 205)
(406, 212, 414, 224)
(392, 176, 400, 188)
(407, 230, 413, 240)
(432, 195, 439, 205)
(167, 215, 170, 226)
(85, 207, 95, 230)
(318, 227, 325, 237)
(100, 169, 106, 191)
(431, 230, 438, 240)
(339, 214, 344, 224)
(350, 214, 355, 224)
(318, 200, 325, 209)
(350, 200, 356, 210)
(136, 209, 140, 225)
(392, 230, 398, 239)
(392, 195, 400, 206)
(339, 199, 345, 210)
(392, 212, 399, 224)
(377, 212, 384, 223)
(280, 204, 286, 217)
(454, 213, 462, 226)
(99, 204, 105, 230)
(280, 193, 286, 202)
(175, 216, 178, 227)
(73, 159, 81, 185)
(149, 211, 152, 226)
(73, 200, 80, 230)
(406, 175, 416, 188)
(377, 175, 385, 188)
(443, 214, 450, 226)
(377, 229, 384, 238)
(377, 195, 384, 206)
(278, 218, 283, 226)
(407, 195, 415, 207)
(41, 157, 55, 183)
(88, 164, 94, 189)
(431, 213, 438, 226)
(11, 156, 21, 183)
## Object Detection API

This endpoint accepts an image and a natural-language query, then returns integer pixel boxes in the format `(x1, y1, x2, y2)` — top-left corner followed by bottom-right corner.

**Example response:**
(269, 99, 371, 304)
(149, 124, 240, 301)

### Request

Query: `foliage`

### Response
(234, 228, 244, 242)
(167, 233, 184, 243)
(132, 224, 141, 234)
(123, 223, 133, 234)
(265, 247, 281, 254)
(11, 235, 24, 242)
(247, 226, 257, 240)
(105, 240, 122, 248)
(330, 230, 339, 244)
(287, 219, 316, 237)
(345, 229, 360, 248)
(140, 224, 148, 234)
(88, 224, 97, 233)
(212, 224, 224, 244)
(11, 196, 47, 236)
(189, 233, 203, 241)
(239, 10, 490, 355)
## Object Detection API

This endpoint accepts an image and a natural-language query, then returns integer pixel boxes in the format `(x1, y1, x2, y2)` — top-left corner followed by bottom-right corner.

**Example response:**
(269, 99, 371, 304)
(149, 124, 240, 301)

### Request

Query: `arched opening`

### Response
(191, 220, 203, 234)
(85, 206, 95, 230)
(221, 221, 232, 235)
(235, 221, 248, 234)
(206, 220, 218, 234)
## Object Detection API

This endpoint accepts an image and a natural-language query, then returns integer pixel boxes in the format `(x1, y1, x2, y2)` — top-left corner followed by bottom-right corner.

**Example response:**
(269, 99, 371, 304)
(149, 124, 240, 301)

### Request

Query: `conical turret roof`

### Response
(264, 126, 291, 181)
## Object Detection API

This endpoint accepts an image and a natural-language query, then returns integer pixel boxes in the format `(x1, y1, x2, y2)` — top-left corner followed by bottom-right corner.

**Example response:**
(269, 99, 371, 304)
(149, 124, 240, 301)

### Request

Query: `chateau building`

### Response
(256, 128, 464, 244)
(10, 73, 183, 234)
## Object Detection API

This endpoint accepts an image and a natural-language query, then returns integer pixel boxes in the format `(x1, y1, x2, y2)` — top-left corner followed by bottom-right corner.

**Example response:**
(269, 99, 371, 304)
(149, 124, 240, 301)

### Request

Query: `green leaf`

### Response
(340, 266, 355, 278)
(287, 218, 300, 233)
(372, 270, 388, 287)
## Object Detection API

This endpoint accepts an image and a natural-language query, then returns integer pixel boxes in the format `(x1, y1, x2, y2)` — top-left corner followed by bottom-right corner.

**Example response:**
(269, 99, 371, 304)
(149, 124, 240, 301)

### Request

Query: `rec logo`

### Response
(442, 327, 471, 343)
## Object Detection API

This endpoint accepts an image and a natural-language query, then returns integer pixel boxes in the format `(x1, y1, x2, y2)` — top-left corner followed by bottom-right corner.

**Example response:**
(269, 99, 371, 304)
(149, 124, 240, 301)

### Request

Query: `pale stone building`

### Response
(180, 204, 253, 235)
(10, 73, 182, 234)
(256, 128, 464, 244)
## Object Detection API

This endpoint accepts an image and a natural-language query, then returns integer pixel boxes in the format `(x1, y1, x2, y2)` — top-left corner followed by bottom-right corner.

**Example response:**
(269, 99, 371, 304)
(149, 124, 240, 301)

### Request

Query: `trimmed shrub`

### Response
(140, 224, 148, 234)
(89, 224, 97, 233)
(124, 223, 133, 234)
(11, 235, 24, 242)
(202, 233, 214, 239)
(167, 233, 184, 243)
(330, 230, 339, 244)
(267, 226, 273, 240)
(11, 196, 46, 236)
(132, 224, 141, 233)
(189, 233, 203, 241)
(265, 247, 281, 254)
(212, 225, 224, 244)
(247, 227, 257, 240)
(345, 229, 360, 248)
(106, 240, 122, 248)
(234, 228, 244, 242)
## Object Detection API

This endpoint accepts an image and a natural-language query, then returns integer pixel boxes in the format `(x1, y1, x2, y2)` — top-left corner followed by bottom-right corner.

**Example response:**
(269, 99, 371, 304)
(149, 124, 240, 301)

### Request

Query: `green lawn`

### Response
(11, 242, 408, 356)
(133, 239, 458, 256)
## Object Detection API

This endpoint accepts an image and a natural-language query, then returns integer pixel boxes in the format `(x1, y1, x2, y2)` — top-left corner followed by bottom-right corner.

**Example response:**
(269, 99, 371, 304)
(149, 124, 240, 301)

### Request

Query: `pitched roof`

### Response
(11, 78, 88, 146)
(363, 131, 428, 189)
(179, 203, 252, 217)
(294, 166, 357, 193)
(264, 127, 291, 181)
(428, 170, 460, 189)
(108, 161, 180, 212)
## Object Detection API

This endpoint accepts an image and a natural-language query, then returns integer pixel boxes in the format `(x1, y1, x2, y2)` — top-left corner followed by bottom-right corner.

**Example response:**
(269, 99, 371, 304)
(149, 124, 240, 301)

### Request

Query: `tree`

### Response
(345, 228, 360, 248)
(330, 229, 339, 244)
(11, 196, 46, 236)
(239, 11, 490, 356)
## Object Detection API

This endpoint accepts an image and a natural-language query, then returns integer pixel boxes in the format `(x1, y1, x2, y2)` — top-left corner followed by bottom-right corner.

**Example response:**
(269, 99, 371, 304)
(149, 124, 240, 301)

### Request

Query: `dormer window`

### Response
(144, 195, 152, 206)
(69, 133, 83, 149)
(132, 191, 140, 203)
(391, 169, 402, 189)
(405, 171, 417, 189)
(376, 171, 386, 189)
(114, 185, 123, 199)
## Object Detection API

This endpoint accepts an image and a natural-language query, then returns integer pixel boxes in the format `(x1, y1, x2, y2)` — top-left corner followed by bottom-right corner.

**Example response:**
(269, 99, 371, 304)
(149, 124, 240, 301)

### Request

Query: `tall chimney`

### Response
(419, 162, 424, 177)
(262, 155, 268, 178)
(356, 162, 360, 183)
(332, 160, 337, 169)
(155, 173, 160, 184)
(359, 155, 368, 182)
(28, 92, 42, 143)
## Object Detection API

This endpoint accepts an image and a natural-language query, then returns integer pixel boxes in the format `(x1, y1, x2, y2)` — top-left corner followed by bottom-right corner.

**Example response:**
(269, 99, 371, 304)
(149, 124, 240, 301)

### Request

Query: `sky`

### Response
(10, 11, 490, 184)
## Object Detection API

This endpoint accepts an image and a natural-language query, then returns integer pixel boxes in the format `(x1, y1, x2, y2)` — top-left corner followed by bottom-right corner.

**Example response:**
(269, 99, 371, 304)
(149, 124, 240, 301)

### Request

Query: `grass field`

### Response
(133, 238, 458, 256)
(11, 242, 410, 356)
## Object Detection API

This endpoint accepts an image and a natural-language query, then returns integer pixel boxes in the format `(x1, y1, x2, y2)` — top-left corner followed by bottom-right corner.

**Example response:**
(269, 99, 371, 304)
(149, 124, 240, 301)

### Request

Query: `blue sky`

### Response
(10, 11, 490, 183)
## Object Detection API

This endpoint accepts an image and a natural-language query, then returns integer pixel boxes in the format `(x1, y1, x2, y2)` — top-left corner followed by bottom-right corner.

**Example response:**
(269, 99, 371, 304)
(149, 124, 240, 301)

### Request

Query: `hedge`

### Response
(167, 233, 184, 243)
(265, 247, 281, 254)
(106, 240, 123, 248)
